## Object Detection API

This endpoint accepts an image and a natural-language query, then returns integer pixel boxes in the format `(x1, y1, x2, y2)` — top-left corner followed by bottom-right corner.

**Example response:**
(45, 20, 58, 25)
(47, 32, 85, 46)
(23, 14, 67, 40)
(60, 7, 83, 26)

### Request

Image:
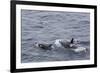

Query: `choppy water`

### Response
(21, 10, 90, 63)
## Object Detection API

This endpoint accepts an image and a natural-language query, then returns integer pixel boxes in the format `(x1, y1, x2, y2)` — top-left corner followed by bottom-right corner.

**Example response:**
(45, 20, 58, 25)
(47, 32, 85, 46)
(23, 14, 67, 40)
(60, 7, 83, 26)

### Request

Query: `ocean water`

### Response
(21, 10, 90, 63)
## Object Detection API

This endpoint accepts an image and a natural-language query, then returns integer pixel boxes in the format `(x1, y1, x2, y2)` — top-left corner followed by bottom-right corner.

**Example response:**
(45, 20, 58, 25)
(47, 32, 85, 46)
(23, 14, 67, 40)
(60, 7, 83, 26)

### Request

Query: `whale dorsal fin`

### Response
(70, 38, 74, 43)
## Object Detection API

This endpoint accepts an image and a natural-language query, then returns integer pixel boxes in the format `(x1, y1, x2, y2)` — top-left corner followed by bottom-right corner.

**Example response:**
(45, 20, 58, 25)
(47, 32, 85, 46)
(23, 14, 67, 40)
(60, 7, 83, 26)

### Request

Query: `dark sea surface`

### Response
(21, 10, 90, 63)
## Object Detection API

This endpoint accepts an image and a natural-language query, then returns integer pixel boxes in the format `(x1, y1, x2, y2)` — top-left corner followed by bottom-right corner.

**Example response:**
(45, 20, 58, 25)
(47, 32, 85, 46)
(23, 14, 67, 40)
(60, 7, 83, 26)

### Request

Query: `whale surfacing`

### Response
(33, 38, 87, 53)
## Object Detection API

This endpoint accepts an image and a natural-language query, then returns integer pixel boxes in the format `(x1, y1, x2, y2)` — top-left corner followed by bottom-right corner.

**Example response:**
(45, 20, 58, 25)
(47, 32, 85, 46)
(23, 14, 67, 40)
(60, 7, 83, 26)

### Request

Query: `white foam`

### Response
(71, 47, 87, 53)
